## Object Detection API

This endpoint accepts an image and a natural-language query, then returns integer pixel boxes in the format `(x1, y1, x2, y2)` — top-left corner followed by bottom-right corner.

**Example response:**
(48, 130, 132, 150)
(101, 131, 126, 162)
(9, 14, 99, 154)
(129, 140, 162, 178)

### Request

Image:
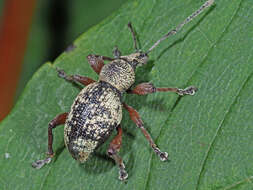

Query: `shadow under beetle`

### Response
(32, 0, 214, 181)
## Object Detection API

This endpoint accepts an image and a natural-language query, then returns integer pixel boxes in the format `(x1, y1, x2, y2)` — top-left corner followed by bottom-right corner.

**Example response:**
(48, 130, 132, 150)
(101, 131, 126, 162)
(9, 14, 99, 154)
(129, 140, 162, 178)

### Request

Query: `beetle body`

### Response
(64, 81, 122, 162)
(64, 57, 137, 162)
(32, 0, 214, 180)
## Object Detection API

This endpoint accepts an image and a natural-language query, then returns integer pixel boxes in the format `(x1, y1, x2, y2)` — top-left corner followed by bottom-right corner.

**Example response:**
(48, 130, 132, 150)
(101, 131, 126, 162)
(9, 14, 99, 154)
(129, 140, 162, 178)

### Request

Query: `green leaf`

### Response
(1, 0, 253, 189)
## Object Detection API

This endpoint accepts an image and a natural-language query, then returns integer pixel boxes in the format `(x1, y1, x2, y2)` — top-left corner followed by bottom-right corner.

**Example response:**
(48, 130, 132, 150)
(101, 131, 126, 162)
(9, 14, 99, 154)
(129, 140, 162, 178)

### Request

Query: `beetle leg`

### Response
(32, 112, 68, 169)
(107, 126, 128, 181)
(123, 103, 168, 161)
(57, 68, 96, 86)
(127, 82, 197, 96)
(87, 54, 114, 74)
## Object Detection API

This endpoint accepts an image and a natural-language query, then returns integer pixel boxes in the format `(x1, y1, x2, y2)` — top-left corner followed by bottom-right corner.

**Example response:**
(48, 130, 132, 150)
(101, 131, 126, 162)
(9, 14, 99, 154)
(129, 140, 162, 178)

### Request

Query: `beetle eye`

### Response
(133, 59, 139, 64)
(131, 59, 138, 67)
(137, 53, 147, 59)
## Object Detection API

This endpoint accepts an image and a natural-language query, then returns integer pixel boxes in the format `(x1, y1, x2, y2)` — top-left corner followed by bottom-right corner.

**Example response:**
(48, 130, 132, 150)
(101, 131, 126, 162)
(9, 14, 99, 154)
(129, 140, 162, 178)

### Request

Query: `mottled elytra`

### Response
(32, 0, 214, 181)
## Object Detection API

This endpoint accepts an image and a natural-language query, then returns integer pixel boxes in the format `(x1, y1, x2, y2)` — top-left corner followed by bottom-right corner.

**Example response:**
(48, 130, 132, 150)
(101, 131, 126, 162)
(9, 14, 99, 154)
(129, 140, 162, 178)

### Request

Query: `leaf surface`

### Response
(1, 0, 253, 190)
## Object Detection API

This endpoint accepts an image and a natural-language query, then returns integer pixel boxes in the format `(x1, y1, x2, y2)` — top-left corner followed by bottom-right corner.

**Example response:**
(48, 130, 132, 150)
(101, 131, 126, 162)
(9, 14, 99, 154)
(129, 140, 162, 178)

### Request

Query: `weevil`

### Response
(32, 0, 214, 180)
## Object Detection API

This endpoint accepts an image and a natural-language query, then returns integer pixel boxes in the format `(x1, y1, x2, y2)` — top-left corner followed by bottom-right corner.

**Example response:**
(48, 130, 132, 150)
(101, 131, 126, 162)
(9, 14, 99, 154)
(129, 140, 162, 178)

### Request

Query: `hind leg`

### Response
(32, 112, 68, 169)
(107, 126, 128, 181)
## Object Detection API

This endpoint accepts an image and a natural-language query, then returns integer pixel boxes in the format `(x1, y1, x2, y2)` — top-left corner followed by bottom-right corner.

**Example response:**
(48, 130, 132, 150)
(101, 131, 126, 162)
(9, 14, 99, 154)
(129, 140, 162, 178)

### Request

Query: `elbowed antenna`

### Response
(146, 0, 214, 54)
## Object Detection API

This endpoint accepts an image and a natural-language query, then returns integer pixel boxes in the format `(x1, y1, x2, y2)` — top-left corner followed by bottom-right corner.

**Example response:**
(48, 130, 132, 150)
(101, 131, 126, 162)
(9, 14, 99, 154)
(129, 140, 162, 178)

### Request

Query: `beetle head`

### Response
(122, 52, 148, 68)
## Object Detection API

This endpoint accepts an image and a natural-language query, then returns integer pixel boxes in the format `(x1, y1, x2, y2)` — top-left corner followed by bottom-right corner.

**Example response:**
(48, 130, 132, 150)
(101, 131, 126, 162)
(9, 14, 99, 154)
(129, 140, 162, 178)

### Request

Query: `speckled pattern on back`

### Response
(64, 81, 122, 162)
(99, 59, 135, 92)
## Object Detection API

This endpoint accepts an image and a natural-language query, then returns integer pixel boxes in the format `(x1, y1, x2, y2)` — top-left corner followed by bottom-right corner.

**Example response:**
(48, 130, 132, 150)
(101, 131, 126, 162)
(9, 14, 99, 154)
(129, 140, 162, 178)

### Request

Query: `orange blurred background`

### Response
(0, 0, 126, 121)
(0, 0, 36, 120)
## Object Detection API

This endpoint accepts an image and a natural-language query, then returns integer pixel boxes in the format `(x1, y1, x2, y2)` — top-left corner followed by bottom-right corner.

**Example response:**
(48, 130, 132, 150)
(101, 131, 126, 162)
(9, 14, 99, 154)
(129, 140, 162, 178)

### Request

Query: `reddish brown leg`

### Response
(107, 126, 128, 181)
(47, 113, 68, 155)
(127, 82, 197, 96)
(32, 112, 68, 169)
(87, 54, 114, 74)
(57, 68, 96, 86)
(123, 103, 168, 161)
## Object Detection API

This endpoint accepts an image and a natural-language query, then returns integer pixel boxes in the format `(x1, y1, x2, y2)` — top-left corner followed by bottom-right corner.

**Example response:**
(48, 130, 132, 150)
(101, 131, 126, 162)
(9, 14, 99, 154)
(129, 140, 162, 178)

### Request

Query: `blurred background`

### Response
(0, 0, 127, 121)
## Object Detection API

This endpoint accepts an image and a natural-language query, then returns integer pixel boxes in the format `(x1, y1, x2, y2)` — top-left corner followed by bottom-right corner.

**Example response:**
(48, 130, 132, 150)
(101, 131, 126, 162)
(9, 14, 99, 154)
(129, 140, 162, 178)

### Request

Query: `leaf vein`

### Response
(144, 0, 245, 189)
(222, 176, 253, 190)
(196, 68, 253, 190)
(195, 1, 245, 189)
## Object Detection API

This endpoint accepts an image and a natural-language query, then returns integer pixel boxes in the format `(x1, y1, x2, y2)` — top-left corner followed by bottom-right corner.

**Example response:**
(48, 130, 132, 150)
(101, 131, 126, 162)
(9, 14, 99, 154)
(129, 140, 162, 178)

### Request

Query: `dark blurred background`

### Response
(0, 0, 127, 120)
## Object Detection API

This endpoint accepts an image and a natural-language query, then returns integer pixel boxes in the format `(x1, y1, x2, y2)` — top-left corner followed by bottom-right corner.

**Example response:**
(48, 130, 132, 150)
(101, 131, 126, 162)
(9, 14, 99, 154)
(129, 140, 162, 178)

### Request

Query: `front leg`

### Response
(127, 82, 197, 96)
(123, 103, 168, 161)
(87, 54, 114, 74)
(57, 68, 96, 86)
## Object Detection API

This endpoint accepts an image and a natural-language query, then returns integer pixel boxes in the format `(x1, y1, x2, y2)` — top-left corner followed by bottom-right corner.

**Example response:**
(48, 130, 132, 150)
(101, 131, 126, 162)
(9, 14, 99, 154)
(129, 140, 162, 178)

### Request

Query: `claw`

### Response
(113, 46, 121, 58)
(153, 147, 169, 161)
(32, 157, 52, 169)
(177, 86, 198, 96)
(119, 169, 128, 181)
(56, 68, 73, 81)
(56, 68, 67, 78)
(159, 152, 169, 161)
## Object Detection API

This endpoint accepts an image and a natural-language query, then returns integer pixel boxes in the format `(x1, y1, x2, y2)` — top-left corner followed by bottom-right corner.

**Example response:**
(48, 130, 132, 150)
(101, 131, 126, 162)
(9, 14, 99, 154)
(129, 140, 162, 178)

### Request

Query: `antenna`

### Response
(128, 22, 139, 51)
(146, 0, 214, 54)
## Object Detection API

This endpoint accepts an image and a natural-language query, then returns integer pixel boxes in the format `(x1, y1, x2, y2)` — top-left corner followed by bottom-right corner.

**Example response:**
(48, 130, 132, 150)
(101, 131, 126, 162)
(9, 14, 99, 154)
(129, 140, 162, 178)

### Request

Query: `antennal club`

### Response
(146, 0, 214, 54)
